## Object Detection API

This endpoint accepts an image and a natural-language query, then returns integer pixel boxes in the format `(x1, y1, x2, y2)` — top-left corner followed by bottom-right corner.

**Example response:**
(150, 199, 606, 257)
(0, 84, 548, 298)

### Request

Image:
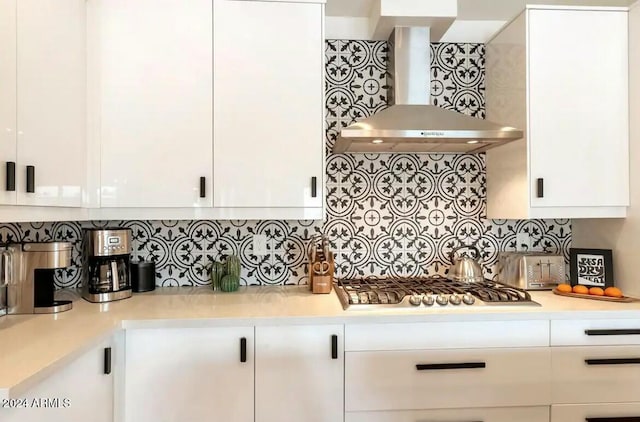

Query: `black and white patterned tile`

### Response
(0, 41, 571, 288)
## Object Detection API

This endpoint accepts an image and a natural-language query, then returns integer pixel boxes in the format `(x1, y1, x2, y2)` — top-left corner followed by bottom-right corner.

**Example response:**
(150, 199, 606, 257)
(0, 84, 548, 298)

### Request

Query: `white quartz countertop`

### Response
(1, 285, 640, 399)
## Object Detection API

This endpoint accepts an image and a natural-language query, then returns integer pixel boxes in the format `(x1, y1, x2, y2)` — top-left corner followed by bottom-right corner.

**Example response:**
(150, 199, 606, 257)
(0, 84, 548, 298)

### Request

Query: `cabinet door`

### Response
(125, 327, 254, 422)
(256, 325, 344, 422)
(0, 0, 17, 205)
(346, 406, 550, 422)
(213, 0, 323, 208)
(0, 338, 114, 422)
(99, 0, 213, 208)
(552, 346, 640, 404)
(552, 403, 640, 422)
(16, 0, 86, 207)
(346, 347, 551, 411)
(528, 9, 628, 208)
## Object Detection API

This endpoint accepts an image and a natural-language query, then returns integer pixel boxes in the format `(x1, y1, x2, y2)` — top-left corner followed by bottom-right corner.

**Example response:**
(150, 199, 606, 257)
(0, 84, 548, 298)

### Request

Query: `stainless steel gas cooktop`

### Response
(334, 276, 540, 310)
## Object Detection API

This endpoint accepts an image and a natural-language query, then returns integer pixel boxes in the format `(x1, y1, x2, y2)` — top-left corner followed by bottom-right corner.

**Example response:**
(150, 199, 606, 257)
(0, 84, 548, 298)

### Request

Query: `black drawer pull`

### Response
(416, 362, 486, 371)
(199, 177, 206, 198)
(586, 418, 640, 421)
(6, 162, 15, 191)
(536, 178, 544, 198)
(585, 358, 640, 366)
(311, 176, 317, 198)
(331, 334, 338, 359)
(585, 329, 640, 336)
(240, 337, 247, 363)
(104, 347, 112, 375)
(26, 165, 35, 193)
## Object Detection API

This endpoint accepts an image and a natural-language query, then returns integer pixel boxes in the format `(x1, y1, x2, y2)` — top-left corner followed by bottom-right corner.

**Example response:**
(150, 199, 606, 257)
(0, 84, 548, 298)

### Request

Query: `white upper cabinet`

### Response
(0, 0, 86, 208)
(0, 0, 17, 206)
(16, 0, 86, 207)
(486, 6, 629, 219)
(98, 0, 213, 208)
(213, 0, 324, 210)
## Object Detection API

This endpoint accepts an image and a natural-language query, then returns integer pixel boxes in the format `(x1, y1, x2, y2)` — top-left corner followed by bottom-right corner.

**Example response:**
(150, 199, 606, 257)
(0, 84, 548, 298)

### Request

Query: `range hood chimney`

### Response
(332, 27, 523, 154)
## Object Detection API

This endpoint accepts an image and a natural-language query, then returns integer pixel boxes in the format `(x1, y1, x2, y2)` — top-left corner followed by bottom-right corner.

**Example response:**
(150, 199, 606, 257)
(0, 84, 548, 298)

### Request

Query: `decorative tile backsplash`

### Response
(0, 41, 571, 288)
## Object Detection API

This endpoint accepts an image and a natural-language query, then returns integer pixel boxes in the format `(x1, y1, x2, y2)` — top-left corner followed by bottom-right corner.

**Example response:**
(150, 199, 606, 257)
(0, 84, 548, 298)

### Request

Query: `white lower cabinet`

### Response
(346, 406, 550, 422)
(255, 325, 344, 422)
(124, 327, 254, 422)
(0, 337, 114, 422)
(345, 347, 551, 411)
(552, 346, 640, 404)
(552, 403, 640, 422)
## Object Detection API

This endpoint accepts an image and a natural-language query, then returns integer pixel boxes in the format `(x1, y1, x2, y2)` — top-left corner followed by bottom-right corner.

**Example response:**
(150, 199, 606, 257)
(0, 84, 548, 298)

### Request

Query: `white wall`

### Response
(572, 3, 640, 296)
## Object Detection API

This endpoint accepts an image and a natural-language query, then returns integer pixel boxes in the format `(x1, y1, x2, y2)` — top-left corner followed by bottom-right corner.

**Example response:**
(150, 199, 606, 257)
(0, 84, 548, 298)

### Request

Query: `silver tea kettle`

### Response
(447, 246, 484, 283)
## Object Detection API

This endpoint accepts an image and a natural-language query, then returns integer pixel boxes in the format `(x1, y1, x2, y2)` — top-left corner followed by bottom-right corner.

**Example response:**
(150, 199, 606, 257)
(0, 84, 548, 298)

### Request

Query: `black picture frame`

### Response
(569, 248, 614, 288)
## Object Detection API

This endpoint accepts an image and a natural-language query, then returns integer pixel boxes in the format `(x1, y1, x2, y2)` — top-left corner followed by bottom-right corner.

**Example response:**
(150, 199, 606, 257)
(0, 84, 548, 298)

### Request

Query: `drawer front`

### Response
(345, 347, 551, 411)
(551, 320, 640, 346)
(345, 320, 549, 351)
(346, 406, 550, 422)
(552, 403, 640, 422)
(552, 346, 640, 404)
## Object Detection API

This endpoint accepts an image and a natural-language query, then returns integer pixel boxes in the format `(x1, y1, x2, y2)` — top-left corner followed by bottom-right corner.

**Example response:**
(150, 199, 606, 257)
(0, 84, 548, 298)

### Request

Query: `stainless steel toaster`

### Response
(496, 252, 566, 290)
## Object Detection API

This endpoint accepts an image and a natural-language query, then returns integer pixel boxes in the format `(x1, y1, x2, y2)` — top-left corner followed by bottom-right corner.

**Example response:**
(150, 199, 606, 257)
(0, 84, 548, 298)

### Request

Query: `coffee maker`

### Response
(82, 228, 132, 303)
(6, 242, 74, 314)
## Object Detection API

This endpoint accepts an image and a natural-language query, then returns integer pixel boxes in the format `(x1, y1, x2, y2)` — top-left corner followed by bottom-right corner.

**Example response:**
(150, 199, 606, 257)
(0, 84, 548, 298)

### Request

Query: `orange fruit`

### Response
(589, 287, 605, 296)
(572, 285, 589, 295)
(557, 284, 572, 293)
(604, 287, 623, 298)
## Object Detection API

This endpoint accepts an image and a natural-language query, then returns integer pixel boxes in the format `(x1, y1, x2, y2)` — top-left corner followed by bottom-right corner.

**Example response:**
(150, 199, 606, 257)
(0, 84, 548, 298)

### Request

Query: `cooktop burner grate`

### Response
(334, 276, 538, 309)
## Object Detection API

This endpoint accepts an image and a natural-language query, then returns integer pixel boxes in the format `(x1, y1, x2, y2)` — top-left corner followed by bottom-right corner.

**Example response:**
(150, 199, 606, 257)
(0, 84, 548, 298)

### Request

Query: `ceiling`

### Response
(326, 0, 637, 41)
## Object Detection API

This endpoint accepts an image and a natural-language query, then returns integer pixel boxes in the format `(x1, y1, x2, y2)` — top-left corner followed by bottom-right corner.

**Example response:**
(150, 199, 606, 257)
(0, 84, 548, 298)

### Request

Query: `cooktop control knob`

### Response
(462, 294, 476, 305)
(409, 295, 422, 306)
(449, 294, 462, 305)
(436, 294, 448, 306)
(422, 295, 435, 306)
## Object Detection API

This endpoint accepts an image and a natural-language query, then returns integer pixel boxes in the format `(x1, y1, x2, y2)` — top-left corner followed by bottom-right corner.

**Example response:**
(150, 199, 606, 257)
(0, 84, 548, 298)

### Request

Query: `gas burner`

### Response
(334, 276, 540, 310)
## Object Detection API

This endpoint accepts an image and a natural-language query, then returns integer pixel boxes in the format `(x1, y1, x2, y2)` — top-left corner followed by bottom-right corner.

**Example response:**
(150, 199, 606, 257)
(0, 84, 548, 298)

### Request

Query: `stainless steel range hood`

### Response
(332, 27, 523, 154)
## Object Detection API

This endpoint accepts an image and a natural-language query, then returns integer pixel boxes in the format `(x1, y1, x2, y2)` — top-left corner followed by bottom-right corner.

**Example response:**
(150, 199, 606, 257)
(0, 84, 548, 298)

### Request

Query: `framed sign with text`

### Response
(569, 248, 614, 288)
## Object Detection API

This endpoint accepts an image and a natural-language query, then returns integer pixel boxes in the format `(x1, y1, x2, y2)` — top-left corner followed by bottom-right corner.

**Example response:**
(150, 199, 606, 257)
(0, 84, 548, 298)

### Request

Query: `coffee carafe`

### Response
(83, 228, 132, 303)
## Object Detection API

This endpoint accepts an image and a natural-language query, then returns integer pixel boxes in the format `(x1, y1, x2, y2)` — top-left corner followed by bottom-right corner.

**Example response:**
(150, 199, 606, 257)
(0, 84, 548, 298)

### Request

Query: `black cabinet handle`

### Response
(585, 329, 640, 336)
(26, 165, 35, 193)
(104, 347, 112, 375)
(416, 362, 486, 371)
(585, 358, 640, 366)
(331, 334, 338, 359)
(199, 177, 206, 198)
(536, 178, 544, 198)
(6, 162, 15, 191)
(240, 337, 247, 363)
(311, 177, 317, 198)
(586, 418, 640, 421)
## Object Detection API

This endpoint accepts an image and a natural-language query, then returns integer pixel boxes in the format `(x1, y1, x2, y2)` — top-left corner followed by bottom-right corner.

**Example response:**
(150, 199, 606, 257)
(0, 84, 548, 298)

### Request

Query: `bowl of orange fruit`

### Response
(554, 283, 633, 302)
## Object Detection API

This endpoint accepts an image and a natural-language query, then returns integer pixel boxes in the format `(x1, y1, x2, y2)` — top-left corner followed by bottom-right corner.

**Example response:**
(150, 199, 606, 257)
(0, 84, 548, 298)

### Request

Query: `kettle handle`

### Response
(450, 245, 481, 264)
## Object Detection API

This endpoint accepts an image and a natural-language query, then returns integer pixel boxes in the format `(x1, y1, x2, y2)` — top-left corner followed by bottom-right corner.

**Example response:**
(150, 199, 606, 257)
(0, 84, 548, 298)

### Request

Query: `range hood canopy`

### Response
(333, 27, 523, 154)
